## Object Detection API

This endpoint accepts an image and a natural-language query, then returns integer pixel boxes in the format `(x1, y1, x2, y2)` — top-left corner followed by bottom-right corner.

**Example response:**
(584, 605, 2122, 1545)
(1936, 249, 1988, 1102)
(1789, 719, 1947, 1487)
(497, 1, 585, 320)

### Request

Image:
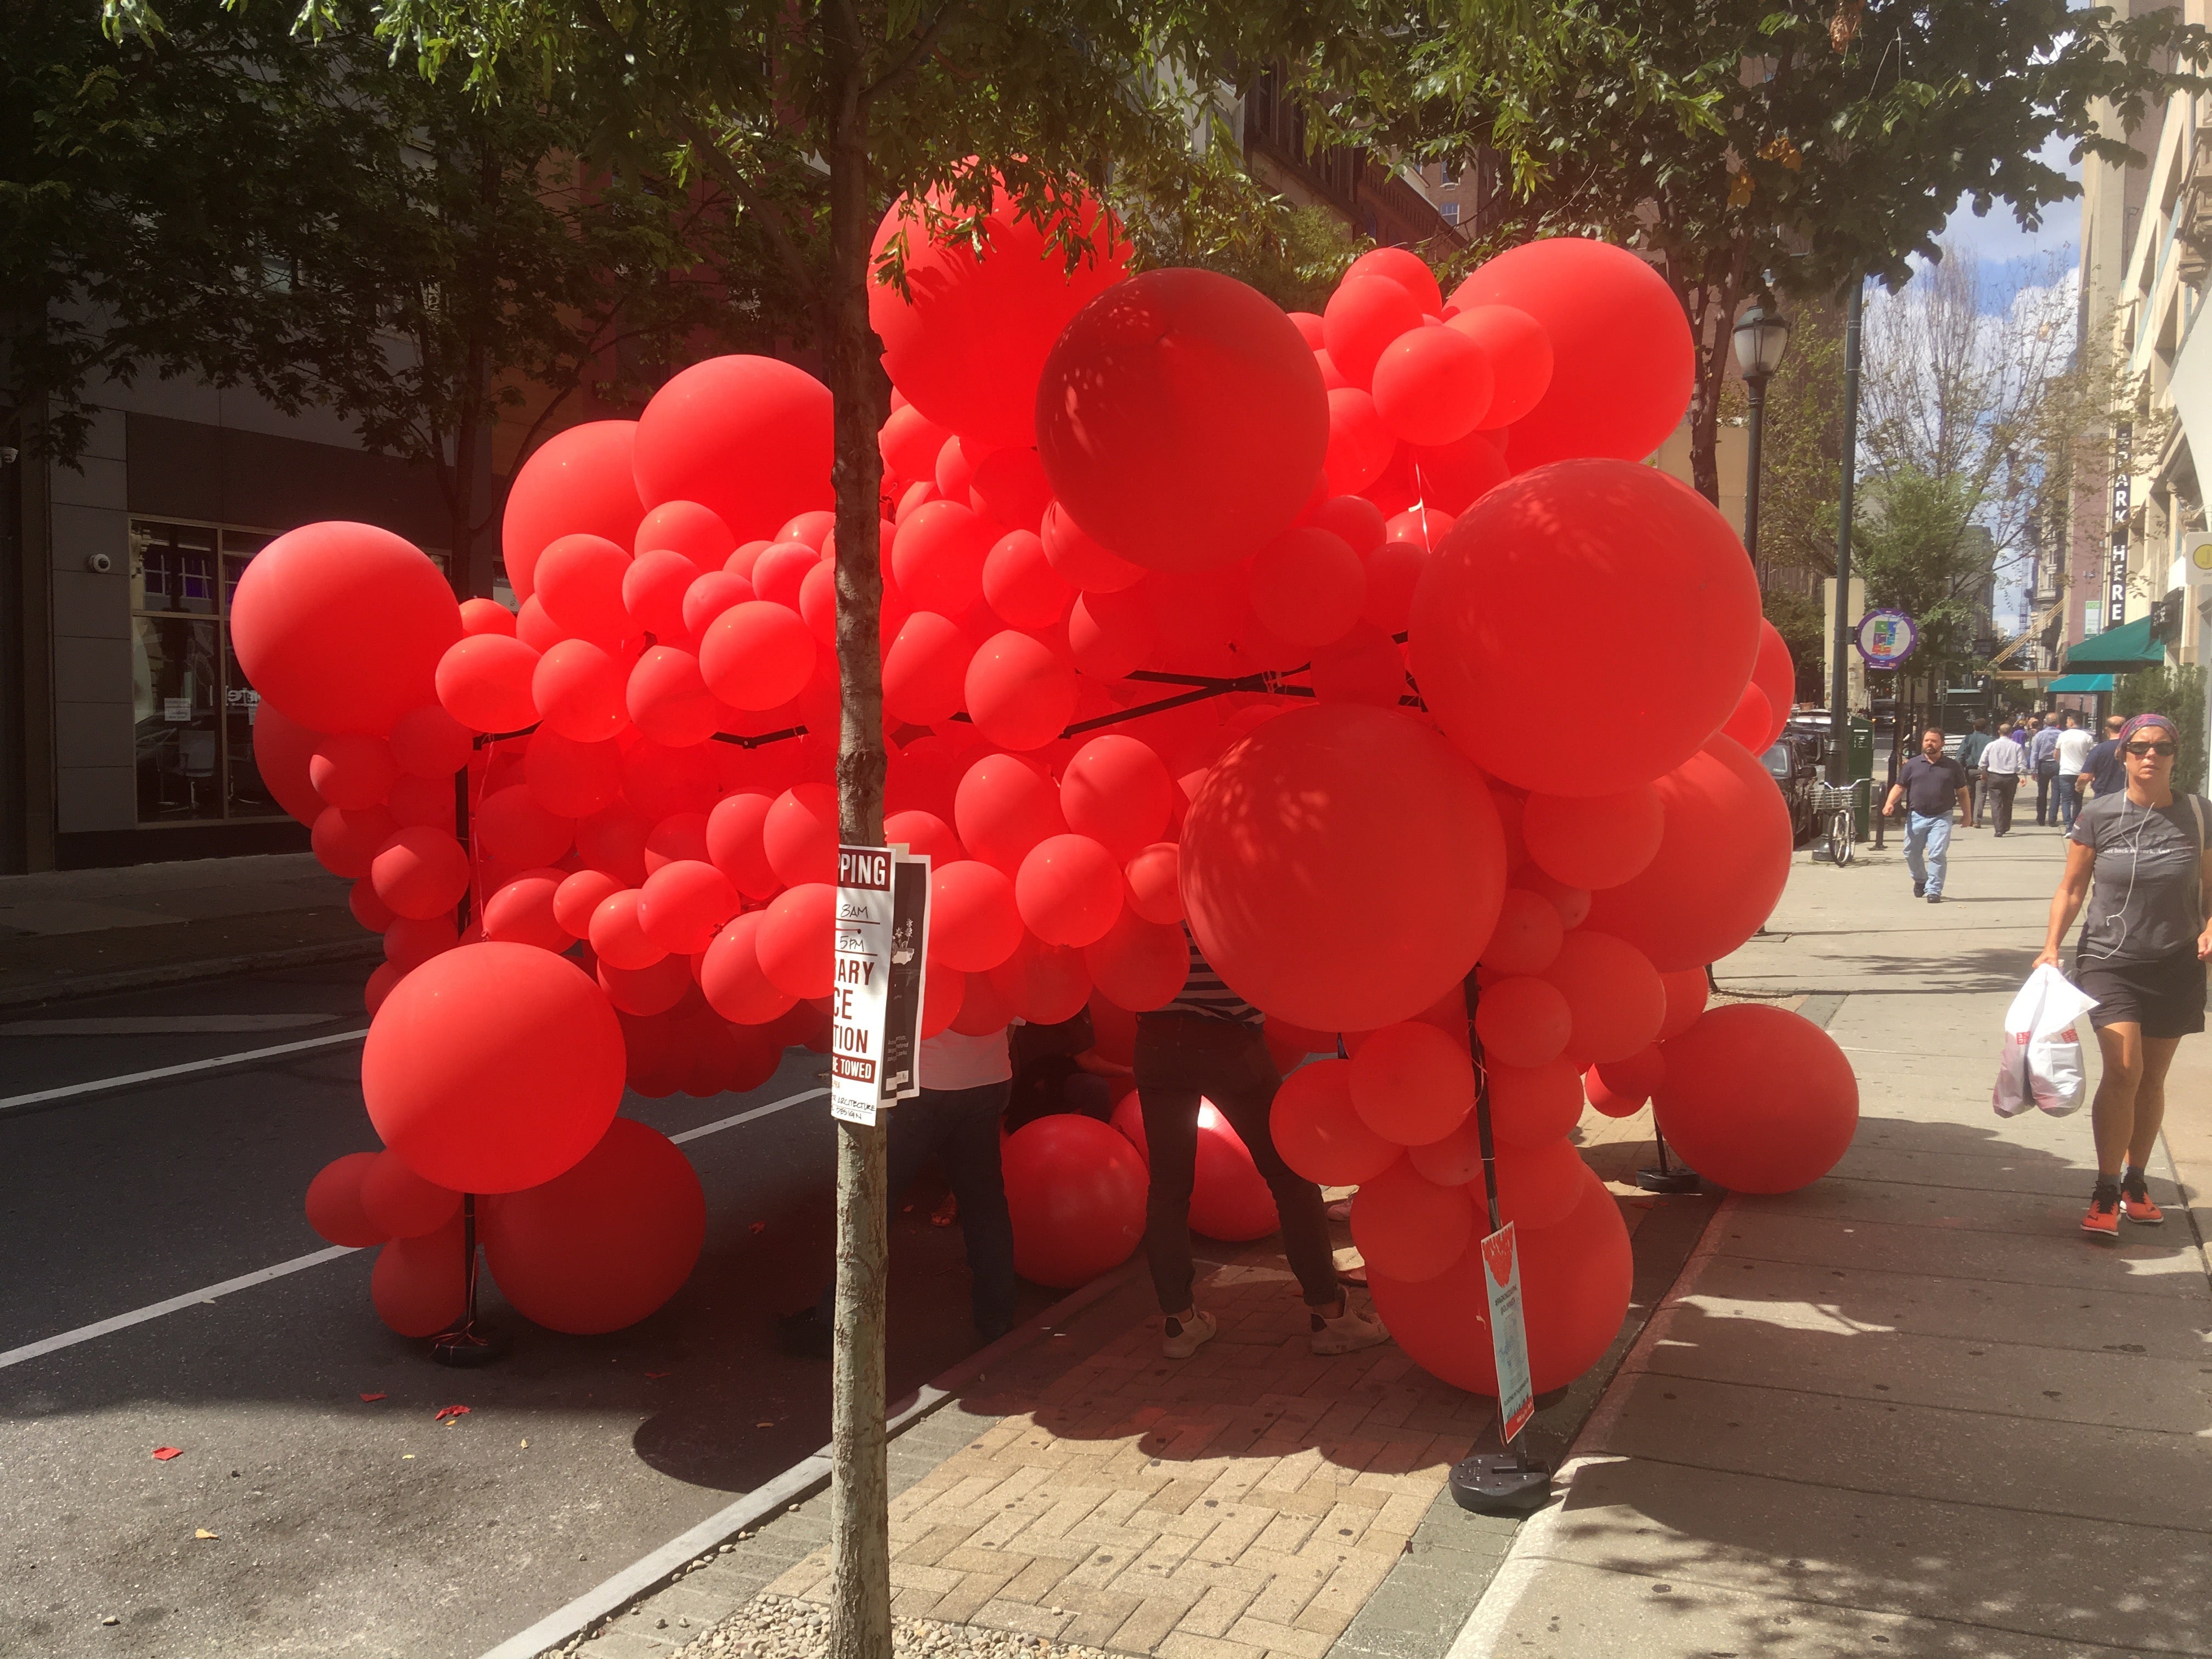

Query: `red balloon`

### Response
(524, 730, 621, 819)
(1323, 275, 1424, 390)
(638, 859, 740, 955)
(1656, 1004, 1858, 1193)
(1352, 1160, 1475, 1282)
(475, 784, 573, 867)
(892, 501, 995, 616)
(360, 1149, 461, 1239)
(363, 943, 624, 1193)
(1489, 1059, 1585, 1149)
(1344, 247, 1442, 313)
(1369, 1168, 1629, 1395)
(1270, 1059, 1402, 1186)
(1357, 541, 1424, 636)
(387, 771, 454, 830)
(1014, 836, 1122, 950)
(363, 961, 402, 1015)
(1584, 1067, 1645, 1119)
(248, 703, 326, 825)
(1751, 620, 1796, 749)
(307, 733, 396, 811)
(930, 860, 1025, 972)
(532, 639, 629, 743)
(871, 180, 1128, 450)
(986, 933, 1092, 1023)
(502, 421, 642, 602)
(1036, 269, 1328, 573)
(634, 499, 736, 568)
(884, 809, 963, 868)
(704, 789, 778, 899)
(552, 867, 623, 936)
(981, 529, 1076, 629)
(762, 782, 839, 887)
(1189, 1103, 1279, 1242)
(682, 570, 755, 637)
(305, 1152, 387, 1246)
(1541, 932, 1664, 1066)
(231, 522, 461, 736)
(751, 540, 819, 608)
(1407, 428, 1511, 516)
(589, 888, 665, 971)
(949, 967, 1015, 1035)
(1720, 683, 1771, 752)
(1324, 388, 1396, 496)
(1480, 888, 1564, 975)
(388, 705, 472, 780)
(369, 826, 471, 921)
(699, 910, 800, 1025)
(483, 1119, 704, 1334)
(312, 804, 398, 879)
(1058, 736, 1171, 862)
(1657, 966, 1710, 1041)
(1002, 1114, 1148, 1286)
(1081, 906, 1186, 1011)
(1371, 325, 1493, 447)
(1522, 786, 1664, 891)
(955, 753, 1064, 873)
(482, 870, 571, 952)
(700, 601, 817, 711)
(1584, 738, 1793, 971)
(1181, 704, 1506, 1032)
(1410, 461, 1760, 795)
(757, 882, 835, 998)
(881, 403, 953, 485)
(1407, 1116, 1484, 1186)
(966, 631, 1076, 752)
(1493, 1137, 1587, 1229)
(1519, 869, 1592, 930)
(1040, 501, 1147, 592)
(970, 447, 1052, 532)
(633, 356, 832, 541)
(627, 647, 722, 747)
(1448, 239, 1693, 470)
(1312, 494, 1386, 554)
(1444, 304, 1553, 429)
(349, 877, 396, 934)
(1123, 842, 1182, 924)
(370, 1215, 466, 1338)
(1472, 975, 1571, 1068)
(882, 612, 976, 725)
(1348, 1022, 1474, 1146)
(1596, 1043, 1667, 1102)
(1248, 528, 1364, 650)
(533, 533, 633, 639)
(384, 912, 458, 974)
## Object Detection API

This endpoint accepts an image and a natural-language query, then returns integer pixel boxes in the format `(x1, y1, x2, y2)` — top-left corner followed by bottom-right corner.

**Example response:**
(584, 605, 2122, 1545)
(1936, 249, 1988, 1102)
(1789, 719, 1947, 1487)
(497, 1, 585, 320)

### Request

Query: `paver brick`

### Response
(1155, 1630, 1265, 1659)
(1227, 1613, 1335, 1657)
(1110, 1589, 1206, 1651)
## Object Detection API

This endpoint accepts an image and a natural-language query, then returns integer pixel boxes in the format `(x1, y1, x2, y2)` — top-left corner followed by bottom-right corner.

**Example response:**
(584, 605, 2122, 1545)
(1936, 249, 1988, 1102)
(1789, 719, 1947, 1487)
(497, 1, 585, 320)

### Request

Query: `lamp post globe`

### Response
(1731, 303, 1791, 573)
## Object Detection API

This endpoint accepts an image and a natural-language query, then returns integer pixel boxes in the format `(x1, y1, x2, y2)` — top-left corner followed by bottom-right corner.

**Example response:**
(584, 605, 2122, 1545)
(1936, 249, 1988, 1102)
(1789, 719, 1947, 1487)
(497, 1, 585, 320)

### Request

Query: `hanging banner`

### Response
(1481, 1222, 1536, 1443)
(831, 844, 930, 1124)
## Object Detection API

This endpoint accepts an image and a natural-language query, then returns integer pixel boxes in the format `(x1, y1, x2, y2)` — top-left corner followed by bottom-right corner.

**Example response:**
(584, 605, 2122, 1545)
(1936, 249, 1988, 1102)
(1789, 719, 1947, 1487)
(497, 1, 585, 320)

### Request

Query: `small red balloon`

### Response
(1270, 1059, 1401, 1186)
(756, 882, 836, 999)
(1472, 976, 1571, 1068)
(305, 1152, 387, 1247)
(930, 861, 1025, 972)
(1348, 1022, 1474, 1147)
(1352, 1160, 1476, 1282)
(967, 631, 1076, 752)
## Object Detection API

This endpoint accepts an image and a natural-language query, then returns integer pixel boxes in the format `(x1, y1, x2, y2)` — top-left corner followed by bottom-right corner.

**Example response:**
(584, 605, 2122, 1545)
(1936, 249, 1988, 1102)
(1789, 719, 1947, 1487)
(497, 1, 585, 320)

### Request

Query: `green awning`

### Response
(2047, 673, 2116, 693)
(2064, 615, 2165, 669)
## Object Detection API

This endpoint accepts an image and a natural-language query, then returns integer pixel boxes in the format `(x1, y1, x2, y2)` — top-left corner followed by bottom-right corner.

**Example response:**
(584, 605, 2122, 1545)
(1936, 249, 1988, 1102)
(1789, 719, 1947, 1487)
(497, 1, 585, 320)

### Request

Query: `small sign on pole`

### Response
(1480, 1222, 1536, 1444)
(831, 845, 931, 1125)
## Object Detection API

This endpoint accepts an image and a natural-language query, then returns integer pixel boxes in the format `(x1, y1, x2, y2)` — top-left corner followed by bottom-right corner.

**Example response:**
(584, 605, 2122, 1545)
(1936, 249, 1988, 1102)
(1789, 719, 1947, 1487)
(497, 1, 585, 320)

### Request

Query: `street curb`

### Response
(482, 1252, 1151, 1659)
(0, 936, 382, 1010)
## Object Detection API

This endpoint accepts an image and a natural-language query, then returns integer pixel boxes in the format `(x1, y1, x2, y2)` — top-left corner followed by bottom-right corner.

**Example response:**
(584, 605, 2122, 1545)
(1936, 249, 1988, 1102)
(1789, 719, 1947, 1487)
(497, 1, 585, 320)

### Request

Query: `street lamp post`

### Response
(1732, 303, 1791, 575)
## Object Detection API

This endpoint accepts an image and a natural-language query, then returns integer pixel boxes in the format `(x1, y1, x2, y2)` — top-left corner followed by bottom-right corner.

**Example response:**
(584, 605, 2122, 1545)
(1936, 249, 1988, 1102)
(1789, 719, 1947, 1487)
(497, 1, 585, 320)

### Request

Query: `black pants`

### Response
(812, 1081, 1017, 1338)
(1133, 1012, 1339, 1314)
(1984, 774, 2017, 835)
(2035, 761, 2058, 823)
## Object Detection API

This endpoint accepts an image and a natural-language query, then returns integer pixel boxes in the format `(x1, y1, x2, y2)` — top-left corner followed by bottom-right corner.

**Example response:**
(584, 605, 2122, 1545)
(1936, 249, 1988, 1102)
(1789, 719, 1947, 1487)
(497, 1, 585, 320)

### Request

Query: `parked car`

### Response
(1761, 732, 1822, 845)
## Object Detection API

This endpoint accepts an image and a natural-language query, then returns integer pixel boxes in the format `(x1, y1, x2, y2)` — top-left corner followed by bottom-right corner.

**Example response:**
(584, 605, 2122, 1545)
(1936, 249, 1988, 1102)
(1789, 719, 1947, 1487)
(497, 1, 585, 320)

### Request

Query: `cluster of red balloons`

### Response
(245, 178, 1858, 1374)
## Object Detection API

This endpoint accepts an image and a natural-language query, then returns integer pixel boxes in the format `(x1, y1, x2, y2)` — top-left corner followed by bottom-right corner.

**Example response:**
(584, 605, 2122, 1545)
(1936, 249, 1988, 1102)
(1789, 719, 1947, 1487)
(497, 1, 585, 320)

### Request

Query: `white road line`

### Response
(0, 1028, 369, 1114)
(0, 1085, 827, 1371)
(0, 1013, 346, 1036)
(0, 1245, 362, 1371)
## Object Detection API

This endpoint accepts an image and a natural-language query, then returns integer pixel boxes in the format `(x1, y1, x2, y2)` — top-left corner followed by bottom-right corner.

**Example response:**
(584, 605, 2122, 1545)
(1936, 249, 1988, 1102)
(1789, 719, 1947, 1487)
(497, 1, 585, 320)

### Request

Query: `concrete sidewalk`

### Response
(0, 852, 364, 1007)
(1451, 820, 2212, 1657)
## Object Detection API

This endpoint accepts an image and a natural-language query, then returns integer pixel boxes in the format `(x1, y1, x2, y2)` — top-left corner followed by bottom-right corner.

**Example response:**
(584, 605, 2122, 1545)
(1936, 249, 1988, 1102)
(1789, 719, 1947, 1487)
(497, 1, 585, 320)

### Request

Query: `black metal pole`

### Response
(1828, 276, 1865, 786)
(1743, 374, 1767, 575)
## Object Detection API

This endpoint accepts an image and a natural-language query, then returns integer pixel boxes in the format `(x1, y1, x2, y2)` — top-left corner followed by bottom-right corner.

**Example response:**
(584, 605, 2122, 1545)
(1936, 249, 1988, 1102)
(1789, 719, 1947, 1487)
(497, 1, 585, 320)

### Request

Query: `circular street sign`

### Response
(1854, 608, 1919, 669)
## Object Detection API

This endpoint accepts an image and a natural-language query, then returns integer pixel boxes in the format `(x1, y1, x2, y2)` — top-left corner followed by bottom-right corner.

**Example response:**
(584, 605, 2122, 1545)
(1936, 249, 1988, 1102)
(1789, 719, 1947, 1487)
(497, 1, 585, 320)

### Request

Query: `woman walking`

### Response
(2034, 714, 2212, 1238)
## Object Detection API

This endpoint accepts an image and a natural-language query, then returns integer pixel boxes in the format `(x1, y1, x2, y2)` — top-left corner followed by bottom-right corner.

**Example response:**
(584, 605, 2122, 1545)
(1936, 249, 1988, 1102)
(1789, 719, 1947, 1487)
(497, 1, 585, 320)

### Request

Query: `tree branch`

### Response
(861, 2, 964, 106)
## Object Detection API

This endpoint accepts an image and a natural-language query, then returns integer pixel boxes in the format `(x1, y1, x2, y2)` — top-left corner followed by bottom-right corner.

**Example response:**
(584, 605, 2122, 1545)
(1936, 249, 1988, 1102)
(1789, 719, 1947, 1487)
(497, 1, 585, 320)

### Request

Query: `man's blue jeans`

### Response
(2057, 775, 2082, 830)
(1904, 812, 1953, 896)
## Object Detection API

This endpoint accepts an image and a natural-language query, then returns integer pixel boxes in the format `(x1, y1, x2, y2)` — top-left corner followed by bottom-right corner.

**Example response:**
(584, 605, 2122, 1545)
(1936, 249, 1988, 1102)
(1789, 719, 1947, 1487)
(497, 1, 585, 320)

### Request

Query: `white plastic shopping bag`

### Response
(1992, 964, 2097, 1118)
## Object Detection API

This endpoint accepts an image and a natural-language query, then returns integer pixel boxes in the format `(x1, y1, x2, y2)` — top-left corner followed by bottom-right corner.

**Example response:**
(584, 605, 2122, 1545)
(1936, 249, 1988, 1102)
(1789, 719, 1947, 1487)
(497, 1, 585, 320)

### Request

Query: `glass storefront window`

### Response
(130, 522, 218, 615)
(222, 633, 280, 819)
(133, 615, 225, 822)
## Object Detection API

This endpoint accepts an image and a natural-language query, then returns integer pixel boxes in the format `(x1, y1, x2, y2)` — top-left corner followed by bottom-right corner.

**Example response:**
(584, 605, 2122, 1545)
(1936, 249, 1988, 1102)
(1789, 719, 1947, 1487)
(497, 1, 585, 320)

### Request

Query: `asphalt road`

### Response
(0, 961, 1048, 1658)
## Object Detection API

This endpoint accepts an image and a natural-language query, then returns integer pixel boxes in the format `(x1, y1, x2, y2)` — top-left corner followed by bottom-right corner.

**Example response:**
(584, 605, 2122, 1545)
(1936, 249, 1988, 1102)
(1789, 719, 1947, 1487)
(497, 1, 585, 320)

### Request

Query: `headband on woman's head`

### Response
(2119, 713, 2177, 747)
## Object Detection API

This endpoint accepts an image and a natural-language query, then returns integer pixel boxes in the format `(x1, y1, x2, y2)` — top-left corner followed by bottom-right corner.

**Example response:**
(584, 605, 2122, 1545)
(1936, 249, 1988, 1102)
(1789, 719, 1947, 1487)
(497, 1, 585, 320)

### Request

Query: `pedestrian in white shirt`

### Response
(2053, 710, 2095, 832)
(1980, 726, 2027, 837)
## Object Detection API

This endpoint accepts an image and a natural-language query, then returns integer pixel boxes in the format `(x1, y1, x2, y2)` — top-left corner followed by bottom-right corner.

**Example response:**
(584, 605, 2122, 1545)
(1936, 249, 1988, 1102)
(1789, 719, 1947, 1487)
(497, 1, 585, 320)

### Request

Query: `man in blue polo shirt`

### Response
(1881, 726, 1974, 902)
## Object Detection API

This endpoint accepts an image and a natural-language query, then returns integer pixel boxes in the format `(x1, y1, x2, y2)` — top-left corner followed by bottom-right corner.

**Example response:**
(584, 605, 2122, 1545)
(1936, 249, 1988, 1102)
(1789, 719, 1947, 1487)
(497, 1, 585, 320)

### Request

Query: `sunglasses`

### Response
(2124, 741, 2177, 757)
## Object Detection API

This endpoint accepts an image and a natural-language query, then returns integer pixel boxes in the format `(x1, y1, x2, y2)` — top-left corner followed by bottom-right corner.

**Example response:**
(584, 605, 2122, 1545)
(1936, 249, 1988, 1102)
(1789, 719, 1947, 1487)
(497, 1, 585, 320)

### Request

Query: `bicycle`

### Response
(1809, 779, 1863, 867)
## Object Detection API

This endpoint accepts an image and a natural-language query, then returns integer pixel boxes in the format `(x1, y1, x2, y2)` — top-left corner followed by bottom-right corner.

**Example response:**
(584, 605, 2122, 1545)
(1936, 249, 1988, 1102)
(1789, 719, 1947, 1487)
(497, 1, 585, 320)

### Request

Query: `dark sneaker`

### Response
(1927, 893, 1943, 904)
(1912, 881, 1926, 898)
(2083, 1181, 2121, 1241)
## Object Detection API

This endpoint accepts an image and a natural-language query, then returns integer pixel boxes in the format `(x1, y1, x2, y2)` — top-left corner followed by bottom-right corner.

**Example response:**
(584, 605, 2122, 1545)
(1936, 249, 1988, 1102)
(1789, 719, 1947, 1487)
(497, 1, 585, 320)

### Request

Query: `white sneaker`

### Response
(1162, 1308, 1217, 1359)
(1310, 1298, 1391, 1356)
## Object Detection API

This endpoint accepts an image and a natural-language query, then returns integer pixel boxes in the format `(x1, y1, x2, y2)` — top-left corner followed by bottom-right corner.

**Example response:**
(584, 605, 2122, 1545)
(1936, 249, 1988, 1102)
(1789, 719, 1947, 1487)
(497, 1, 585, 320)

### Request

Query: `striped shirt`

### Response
(1165, 926, 1263, 1025)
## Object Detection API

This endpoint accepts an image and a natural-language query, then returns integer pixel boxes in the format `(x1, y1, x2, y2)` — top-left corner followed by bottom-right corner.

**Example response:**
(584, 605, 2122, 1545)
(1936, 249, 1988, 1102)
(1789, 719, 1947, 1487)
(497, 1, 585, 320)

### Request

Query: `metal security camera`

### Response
(86, 552, 113, 575)
(0, 447, 18, 465)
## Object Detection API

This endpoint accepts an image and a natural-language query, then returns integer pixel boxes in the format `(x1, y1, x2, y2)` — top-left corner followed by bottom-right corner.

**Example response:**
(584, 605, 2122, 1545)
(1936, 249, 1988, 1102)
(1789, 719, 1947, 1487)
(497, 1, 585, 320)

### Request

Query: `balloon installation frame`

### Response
(261, 180, 1861, 1410)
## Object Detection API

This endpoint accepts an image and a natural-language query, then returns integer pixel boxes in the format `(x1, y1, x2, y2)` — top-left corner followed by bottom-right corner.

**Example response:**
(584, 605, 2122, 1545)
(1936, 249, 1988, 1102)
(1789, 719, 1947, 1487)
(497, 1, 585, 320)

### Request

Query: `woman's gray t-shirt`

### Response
(2069, 792, 2206, 964)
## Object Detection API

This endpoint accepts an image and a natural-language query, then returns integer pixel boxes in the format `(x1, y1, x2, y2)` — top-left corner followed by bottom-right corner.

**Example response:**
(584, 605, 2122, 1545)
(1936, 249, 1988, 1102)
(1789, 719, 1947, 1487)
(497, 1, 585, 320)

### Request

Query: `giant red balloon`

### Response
(871, 181, 1128, 449)
(1447, 238, 1692, 470)
(1584, 737, 1792, 970)
(1181, 704, 1505, 1032)
(632, 356, 832, 541)
(1001, 1114, 1147, 1287)
(1036, 268, 1328, 573)
(362, 943, 624, 1194)
(1655, 1003, 1858, 1193)
(1188, 1104, 1279, 1242)
(230, 522, 461, 737)
(1410, 460, 1760, 795)
(483, 1118, 705, 1334)
(501, 421, 644, 603)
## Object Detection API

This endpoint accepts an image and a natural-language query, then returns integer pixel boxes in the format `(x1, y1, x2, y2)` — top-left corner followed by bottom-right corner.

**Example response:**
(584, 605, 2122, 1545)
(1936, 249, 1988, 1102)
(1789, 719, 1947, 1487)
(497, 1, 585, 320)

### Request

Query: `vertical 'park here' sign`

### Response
(831, 845, 930, 1126)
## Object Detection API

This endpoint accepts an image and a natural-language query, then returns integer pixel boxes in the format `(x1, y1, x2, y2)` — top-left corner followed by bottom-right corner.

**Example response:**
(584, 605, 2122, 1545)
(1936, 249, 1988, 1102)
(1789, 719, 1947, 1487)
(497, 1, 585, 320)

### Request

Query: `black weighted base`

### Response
(1635, 1165, 1703, 1195)
(1449, 1447, 1553, 1516)
(430, 1324, 507, 1368)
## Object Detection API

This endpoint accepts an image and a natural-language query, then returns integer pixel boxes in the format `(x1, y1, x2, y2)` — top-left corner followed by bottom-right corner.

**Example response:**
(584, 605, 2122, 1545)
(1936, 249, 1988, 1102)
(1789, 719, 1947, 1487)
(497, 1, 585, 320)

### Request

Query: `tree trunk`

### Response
(1679, 241, 1748, 511)
(822, 1, 891, 1654)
